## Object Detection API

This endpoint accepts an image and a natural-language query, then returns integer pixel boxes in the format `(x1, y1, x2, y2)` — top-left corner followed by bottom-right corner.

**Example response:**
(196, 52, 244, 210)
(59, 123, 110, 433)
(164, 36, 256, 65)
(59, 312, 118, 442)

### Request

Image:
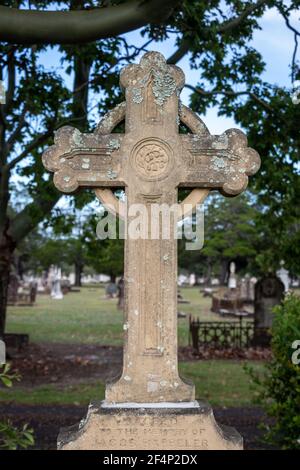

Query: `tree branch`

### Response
(185, 84, 273, 112)
(9, 182, 61, 244)
(6, 129, 53, 171)
(0, 0, 177, 45)
(6, 109, 93, 171)
(167, 38, 190, 64)
(216, 0, 269, 34)
(168, 2, 270, 67)
(276, 4, 300, 81)
(6, 108, 27, 152)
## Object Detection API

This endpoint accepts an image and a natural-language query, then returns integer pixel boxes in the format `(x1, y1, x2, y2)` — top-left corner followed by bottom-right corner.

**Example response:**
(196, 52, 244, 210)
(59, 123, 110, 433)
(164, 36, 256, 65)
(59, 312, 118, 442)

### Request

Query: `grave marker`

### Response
(43, 52, 260, 450)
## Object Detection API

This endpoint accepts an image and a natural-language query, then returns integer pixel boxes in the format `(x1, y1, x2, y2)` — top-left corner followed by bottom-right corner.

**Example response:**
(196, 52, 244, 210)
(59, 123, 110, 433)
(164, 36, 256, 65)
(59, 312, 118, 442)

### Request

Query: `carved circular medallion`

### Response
(131, 139, 172, 180)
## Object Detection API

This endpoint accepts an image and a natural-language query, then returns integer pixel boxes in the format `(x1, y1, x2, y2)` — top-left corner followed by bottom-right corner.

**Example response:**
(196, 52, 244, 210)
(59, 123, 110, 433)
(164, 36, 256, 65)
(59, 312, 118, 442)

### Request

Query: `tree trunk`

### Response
(110, 273, 116, 283)
(206, 262, 212, 286)
(220, 259, 228, 286)
(0, 229, 15, 339)
(74, 261, 83, 287)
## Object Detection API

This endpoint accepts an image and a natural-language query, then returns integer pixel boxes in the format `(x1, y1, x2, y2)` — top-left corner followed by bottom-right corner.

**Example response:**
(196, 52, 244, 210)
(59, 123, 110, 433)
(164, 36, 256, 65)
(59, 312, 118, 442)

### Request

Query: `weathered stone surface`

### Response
(42, 51, 260, 405)
(42, 51, 261, 450)
(58, 401, 242, 450)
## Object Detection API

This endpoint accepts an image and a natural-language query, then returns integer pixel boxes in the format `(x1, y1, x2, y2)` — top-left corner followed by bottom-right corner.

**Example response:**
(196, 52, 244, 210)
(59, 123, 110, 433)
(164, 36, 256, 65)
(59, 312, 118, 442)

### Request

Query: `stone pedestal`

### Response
(58, 401, 242, 450)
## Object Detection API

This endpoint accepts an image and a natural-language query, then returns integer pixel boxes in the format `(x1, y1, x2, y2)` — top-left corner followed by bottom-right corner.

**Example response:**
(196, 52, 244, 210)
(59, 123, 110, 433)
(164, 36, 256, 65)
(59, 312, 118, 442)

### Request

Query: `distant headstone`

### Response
(249, 276, 257, 301)
(276, 261, 290, 292)
(29, 281, 37, 303)
(117, 277, 124, 310)
(240, 274, 256, 303)
(253, 275, 284, 346)
(240, 277, 247, 300)
(105, 282, 117, 299)
(7, 272, 19, 304)
(49, 266, 64, 300)
(228, 262, 237, 289)
(211, 277, 220, 286)
(36, 277, 46, 293)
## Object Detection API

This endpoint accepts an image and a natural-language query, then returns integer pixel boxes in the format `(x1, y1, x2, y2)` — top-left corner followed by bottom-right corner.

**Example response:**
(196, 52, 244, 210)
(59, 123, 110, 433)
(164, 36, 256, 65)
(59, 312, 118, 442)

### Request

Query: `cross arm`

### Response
(42, 126, 125, 193)
(180, 129, 260, 196)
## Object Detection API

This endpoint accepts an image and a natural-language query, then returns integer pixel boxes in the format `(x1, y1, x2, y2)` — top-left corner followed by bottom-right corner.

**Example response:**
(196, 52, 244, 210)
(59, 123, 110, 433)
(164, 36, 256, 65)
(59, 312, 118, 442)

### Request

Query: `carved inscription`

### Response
(58, 409, 240, 450)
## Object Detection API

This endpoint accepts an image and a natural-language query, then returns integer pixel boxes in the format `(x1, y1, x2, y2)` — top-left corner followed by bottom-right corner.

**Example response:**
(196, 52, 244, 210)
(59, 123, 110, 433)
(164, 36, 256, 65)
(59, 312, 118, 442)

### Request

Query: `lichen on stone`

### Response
(212, 156, 226, 171)
(72, 129, 85, 148)
(132, 87, 143, 104)
(152, 70, 176, 106)
(107, 169, 118, 180)
(108, 138, 120, 151)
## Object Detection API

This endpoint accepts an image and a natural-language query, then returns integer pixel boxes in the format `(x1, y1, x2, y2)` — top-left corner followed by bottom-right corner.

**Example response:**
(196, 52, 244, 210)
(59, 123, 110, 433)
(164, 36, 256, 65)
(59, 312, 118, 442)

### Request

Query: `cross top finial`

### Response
(120, 51, 185, 107)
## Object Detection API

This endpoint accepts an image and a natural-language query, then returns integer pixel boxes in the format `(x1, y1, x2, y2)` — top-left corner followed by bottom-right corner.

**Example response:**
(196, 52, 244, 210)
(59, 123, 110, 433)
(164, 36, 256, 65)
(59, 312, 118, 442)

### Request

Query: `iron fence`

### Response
(189, 316, 254, 350)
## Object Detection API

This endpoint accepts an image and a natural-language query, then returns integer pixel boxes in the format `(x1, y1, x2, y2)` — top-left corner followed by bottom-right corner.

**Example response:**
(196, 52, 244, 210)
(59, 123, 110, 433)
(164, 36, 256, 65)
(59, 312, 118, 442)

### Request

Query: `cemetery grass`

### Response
(2, 286, 267, 407)
(6, 285, 226, 346)
(0, 360, 264, 407)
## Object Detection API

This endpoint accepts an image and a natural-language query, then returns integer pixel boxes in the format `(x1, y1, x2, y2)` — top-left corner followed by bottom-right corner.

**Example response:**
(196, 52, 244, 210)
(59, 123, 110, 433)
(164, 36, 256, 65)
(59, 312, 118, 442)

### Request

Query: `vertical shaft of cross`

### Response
(105, 53, 195, 403)
(105, 186, 194, 404)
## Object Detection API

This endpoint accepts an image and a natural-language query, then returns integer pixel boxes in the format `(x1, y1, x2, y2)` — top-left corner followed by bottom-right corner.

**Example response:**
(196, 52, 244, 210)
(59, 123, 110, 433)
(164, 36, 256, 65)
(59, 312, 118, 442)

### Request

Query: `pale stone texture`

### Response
(42, 51, 261, 450)
(58, 401, 242, 450)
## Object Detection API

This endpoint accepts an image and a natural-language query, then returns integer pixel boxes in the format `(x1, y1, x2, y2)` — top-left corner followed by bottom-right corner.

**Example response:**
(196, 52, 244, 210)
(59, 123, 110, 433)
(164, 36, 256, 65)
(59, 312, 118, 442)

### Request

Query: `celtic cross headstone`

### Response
(43, 52, 260, 450)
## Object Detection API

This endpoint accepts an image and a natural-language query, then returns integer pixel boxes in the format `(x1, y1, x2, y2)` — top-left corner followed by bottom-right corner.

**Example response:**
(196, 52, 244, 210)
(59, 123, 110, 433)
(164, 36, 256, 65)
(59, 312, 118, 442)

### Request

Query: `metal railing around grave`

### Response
(189, 316, 254, 350)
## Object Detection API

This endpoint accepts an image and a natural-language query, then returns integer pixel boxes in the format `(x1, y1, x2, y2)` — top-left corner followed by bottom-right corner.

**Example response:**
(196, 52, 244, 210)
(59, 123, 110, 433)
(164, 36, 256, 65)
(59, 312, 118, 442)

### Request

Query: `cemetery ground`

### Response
(1, 286, 273, 449)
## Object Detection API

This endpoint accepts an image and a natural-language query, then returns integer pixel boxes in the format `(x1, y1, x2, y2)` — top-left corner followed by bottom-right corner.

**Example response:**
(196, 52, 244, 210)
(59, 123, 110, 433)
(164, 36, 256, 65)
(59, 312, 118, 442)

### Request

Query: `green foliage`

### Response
(188, 1, 300, 274)
(178, 192, 260, 278)
(247, 294, 300, 449)
(0, 421, 34, 450)
(0, 363, 20, 388)
(85, 213, 124, 280)
(0, 364, 34, 450)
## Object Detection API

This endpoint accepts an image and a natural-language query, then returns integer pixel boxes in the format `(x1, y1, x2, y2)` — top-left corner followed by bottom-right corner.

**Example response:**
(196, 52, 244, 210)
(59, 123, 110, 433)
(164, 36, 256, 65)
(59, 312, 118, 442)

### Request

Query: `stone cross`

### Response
(43, 52, 260, 405)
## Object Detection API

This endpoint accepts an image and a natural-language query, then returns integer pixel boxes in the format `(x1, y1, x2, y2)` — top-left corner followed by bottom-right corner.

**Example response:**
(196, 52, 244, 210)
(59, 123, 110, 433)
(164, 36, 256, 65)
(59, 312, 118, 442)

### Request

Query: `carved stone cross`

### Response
(43, 52, 260, 405)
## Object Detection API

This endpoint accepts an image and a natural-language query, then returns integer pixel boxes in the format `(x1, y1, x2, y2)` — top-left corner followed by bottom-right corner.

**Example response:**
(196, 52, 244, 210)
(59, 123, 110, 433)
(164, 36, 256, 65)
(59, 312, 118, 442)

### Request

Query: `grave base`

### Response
(58, 400, 243, 450)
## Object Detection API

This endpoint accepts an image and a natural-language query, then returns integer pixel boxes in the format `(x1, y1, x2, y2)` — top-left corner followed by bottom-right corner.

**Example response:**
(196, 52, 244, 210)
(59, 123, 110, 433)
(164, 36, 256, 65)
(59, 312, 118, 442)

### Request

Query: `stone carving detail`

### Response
(135, 142, 169, 178)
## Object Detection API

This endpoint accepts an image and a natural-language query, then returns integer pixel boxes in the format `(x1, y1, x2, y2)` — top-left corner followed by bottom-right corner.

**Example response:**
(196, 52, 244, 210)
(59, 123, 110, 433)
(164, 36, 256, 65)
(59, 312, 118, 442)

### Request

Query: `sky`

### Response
(38, 6, 299, 134)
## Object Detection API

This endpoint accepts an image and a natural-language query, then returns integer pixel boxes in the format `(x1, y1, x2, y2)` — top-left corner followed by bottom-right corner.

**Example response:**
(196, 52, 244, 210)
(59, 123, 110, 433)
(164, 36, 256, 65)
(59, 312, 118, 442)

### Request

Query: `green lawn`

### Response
(6, 285, 221, 346)
(0, 361, 264, 407)
(3, 286, 266, 407)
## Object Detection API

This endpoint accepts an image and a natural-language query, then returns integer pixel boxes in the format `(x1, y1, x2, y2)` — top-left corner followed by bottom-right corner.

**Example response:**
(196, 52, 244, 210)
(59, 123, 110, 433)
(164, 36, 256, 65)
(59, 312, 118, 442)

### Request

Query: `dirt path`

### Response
(8, 342, 269, 387)
(0, 403, 275, 450)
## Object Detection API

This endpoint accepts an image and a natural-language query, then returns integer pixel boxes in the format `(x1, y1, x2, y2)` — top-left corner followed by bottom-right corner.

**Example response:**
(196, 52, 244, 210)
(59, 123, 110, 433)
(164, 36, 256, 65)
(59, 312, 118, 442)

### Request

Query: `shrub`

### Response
(247, 294, 300, 449)
(0, 364, 34, 450)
